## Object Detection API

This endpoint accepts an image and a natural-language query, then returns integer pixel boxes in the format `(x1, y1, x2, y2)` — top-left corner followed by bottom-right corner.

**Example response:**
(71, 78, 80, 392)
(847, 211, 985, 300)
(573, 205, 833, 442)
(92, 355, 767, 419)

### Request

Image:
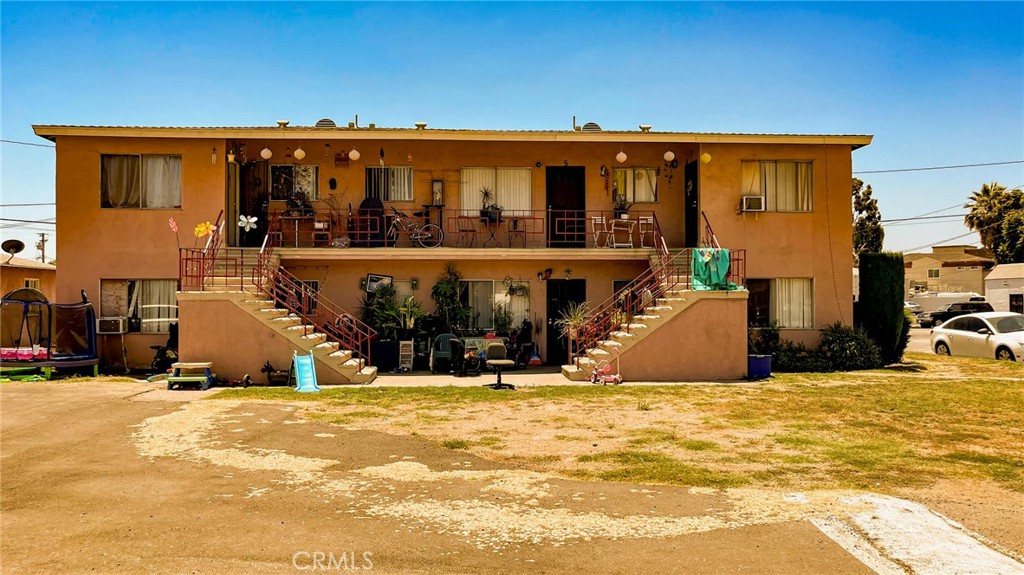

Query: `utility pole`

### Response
(36, 233, 48, 263)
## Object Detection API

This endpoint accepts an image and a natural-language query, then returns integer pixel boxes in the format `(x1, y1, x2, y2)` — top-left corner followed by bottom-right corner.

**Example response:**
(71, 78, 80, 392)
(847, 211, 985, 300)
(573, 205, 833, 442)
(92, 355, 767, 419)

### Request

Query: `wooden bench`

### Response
(168, 362, 216, 391)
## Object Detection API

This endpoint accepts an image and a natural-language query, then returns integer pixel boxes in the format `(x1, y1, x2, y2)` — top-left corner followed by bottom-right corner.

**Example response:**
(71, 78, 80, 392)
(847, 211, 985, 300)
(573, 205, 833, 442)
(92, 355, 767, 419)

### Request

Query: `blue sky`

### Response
(2, 2, 1022, 262)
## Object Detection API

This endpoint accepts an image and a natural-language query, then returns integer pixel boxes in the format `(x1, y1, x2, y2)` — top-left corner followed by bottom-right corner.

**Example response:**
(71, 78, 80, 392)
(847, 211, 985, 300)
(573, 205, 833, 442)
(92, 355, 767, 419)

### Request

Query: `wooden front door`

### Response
(546, 167, 586, 248)
(545, 279, 587, 365)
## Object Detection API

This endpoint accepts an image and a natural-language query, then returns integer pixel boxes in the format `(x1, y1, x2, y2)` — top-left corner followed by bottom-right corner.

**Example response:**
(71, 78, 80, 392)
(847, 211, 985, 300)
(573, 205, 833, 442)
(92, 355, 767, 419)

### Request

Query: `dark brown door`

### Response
(240, 160, 270, 247)
(546, 167, 586, 247)
(684, 160, 699, 248)
(545, 279, 587, 365)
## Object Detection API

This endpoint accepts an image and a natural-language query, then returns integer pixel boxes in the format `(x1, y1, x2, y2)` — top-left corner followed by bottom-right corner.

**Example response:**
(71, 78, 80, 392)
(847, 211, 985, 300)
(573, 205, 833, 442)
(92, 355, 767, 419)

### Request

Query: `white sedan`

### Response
(930, 312, 1024, 362)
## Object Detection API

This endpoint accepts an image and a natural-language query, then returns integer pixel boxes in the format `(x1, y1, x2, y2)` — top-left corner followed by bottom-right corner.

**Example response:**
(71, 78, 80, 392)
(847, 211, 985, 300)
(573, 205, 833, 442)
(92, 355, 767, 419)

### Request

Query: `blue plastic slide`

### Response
(292, 351, 321, 393)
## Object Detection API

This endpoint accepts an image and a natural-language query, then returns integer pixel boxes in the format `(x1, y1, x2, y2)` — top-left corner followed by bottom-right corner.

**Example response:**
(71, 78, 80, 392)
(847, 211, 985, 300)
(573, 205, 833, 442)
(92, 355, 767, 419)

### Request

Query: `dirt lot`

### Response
(2, 366, 1022, 574)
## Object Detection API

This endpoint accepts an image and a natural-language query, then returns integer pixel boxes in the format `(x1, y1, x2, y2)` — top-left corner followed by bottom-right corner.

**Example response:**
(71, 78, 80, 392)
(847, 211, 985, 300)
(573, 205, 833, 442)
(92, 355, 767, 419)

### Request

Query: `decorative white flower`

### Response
(238, 215, 258, 232)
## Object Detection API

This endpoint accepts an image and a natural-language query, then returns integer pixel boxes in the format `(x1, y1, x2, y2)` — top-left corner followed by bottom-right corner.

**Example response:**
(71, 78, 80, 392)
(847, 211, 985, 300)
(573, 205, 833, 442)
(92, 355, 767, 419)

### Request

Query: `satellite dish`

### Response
(2, 239, 24, 263)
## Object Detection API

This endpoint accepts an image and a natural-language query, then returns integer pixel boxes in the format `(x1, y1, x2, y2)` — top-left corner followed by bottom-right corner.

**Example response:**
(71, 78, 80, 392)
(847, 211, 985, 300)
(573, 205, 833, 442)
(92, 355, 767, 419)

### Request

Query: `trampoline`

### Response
(0, 288, 99, 378)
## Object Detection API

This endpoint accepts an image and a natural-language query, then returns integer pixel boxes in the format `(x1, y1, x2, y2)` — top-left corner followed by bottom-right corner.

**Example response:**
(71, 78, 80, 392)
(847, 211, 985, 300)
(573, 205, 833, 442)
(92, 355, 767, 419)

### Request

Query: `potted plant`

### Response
(479, 187, 502, 223)
(395, 295, 426, 341)
(492, 303, 514, 337)
(358, 283, 400, 371)
(554, 301, 589, 366)
(612, 193, 634, 219)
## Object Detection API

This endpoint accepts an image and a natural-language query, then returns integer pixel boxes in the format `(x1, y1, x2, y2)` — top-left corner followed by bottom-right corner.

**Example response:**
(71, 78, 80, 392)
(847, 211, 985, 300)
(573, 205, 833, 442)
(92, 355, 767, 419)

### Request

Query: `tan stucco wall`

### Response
(1, 267, 56, 300)
(53, 136, 226, 368)
(618, 295, 749, 381)
(178, 298, 350, 384)
(698, 143, 854, 345)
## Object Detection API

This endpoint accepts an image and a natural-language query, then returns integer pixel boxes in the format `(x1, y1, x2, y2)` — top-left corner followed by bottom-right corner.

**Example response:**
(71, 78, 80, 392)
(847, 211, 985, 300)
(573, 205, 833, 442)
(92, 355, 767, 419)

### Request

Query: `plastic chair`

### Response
(591, 216, 610, 247)
(430, 333, 457, 373)
(312, 214, 332, 246)
(638, 216, 655, 248)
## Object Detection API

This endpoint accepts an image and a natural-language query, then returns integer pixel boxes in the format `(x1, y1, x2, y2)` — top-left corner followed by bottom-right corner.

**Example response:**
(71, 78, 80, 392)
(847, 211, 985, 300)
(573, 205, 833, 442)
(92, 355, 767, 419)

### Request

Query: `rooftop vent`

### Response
(415, 122, 427, 130)
(581, 122, 602, 132)
(276, 120, 289, 128)
(315, 118, 337, 128)
(639, 125, 652, 133)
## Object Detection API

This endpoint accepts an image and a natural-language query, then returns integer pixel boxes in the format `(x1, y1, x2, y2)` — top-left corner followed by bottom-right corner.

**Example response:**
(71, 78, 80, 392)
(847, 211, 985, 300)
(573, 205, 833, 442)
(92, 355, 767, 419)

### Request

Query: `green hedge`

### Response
(856, 252, 907, 364)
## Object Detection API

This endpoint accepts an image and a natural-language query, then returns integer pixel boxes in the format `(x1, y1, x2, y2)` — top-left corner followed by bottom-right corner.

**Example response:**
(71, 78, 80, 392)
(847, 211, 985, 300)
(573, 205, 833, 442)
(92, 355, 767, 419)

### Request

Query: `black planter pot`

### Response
(480, 209, 502, 223)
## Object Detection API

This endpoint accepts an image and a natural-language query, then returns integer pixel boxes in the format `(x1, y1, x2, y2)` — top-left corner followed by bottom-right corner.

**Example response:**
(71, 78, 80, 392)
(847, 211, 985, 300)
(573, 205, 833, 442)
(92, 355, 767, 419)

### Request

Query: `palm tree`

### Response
(964, 182, 1008, 251)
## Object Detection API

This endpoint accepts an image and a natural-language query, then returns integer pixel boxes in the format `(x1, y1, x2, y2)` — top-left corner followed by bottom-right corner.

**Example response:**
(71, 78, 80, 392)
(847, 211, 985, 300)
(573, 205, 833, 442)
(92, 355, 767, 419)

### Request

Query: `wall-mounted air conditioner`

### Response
(97, 317, 128, 334)
(741, 196, 766, 212)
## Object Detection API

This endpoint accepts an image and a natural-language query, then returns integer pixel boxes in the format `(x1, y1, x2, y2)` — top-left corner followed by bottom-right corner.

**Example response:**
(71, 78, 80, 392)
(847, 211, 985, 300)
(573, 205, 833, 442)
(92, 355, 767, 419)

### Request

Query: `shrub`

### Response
(774, 340, 832, 372)
(748, 322, 781, 356)
(856, 252, 906, 364)
(818, 322, 883, 371)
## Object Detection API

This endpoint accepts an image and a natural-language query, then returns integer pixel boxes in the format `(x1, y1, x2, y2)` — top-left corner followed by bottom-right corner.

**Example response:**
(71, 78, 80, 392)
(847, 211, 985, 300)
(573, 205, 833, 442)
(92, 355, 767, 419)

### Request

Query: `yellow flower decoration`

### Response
(193, 221, 215, 238)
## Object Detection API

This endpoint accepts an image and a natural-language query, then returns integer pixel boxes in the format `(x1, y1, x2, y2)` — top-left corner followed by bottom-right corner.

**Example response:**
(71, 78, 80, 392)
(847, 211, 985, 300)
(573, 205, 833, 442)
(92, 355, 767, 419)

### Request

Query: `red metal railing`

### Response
(265, 208, 665, 250)
(178, 223, 376, 368)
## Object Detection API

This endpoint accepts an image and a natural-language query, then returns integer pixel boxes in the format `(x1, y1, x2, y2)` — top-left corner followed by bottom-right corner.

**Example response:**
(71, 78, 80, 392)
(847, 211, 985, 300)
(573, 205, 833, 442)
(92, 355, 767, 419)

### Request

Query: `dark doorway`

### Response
(239, 160, 270, 247)
(684, 160, 699, 248)
(545, 279, 587, 365)
(546, 166, 586, 247)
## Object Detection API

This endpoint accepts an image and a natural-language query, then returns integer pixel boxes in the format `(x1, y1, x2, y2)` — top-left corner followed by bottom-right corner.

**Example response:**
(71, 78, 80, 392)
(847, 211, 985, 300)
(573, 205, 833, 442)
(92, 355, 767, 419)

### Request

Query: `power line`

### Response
(854, 160, 1024, 174)
(0, 139, 55, 149)
(882, 213, 967, 224)
(0, 202, 55, 207)
(0, 217, 56, 225)
(903, 209, 1021, 252)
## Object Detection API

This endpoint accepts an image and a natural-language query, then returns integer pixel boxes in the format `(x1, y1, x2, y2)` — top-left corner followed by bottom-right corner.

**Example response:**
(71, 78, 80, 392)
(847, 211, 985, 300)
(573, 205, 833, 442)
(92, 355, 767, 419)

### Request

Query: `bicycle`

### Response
(386, 207, 444, 248)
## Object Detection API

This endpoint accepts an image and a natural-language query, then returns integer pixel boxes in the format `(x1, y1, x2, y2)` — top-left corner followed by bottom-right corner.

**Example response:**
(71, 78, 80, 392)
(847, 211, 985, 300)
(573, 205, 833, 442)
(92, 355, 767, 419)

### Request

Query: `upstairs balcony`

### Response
(262, 207, 665, 261)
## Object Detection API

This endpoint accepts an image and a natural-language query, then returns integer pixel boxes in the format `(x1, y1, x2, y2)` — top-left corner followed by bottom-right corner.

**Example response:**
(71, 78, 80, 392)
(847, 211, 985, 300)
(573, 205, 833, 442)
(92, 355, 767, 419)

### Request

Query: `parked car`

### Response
(916, 301, 994, 328)
(930, 312, 1024, 362)
(904, 301, 922, 315)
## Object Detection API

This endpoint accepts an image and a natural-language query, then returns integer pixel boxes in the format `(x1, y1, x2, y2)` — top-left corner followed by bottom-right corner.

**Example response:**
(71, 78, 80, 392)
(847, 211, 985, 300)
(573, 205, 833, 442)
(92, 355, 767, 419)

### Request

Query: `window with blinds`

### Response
(366, 167, 413, 202)
(458, 279, 531, 331)
(460, 168, 532, 215)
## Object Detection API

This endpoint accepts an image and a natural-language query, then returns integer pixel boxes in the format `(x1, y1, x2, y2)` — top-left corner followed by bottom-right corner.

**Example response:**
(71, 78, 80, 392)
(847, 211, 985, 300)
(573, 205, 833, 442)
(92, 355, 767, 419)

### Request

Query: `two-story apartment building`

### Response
(904, 245, 996, 296)
(34, 121, 870, 382)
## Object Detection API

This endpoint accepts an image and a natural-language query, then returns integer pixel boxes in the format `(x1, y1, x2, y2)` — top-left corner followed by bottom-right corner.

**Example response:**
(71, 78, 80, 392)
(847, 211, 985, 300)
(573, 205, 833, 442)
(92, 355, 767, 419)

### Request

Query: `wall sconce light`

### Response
(701, 152, 712, 164)
(227, 151, 236, 163)
(663, 150, 676, 164)
(615, 149, 628, 163)
(536, 268, 553, 282)
(212, 146, 217, 164)
(599, 165, 607, 176)
(411, 278, 419, 291)
(260, 146, 273, 160)
(564, 268, 572, 279)
(349, 148, 361, 161)
(294, 146, 306, 160)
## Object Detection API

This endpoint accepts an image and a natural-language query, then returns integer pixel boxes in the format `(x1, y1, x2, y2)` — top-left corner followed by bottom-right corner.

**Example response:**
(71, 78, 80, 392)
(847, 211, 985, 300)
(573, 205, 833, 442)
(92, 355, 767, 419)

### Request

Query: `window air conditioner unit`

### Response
(741, 196, 766, 212)
(97, 317, 128, 334)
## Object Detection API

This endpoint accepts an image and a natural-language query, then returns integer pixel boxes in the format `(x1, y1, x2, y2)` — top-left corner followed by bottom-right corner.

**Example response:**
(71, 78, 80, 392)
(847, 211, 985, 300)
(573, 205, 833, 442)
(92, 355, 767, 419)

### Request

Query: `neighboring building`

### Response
(984, 263, 1024, 313)
(34, 122, 870, 381)
(904, 246, 995, 296)
(1, 256, 56, 300)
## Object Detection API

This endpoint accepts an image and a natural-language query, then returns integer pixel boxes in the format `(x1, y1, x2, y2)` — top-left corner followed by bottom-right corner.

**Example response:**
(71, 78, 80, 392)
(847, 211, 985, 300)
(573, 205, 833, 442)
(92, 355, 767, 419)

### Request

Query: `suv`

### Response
(918, 301, 995, 328)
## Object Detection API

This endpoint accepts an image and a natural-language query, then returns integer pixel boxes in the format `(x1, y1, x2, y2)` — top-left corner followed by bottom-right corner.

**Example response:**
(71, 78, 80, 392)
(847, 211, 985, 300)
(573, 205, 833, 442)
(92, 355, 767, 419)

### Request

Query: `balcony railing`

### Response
(265, 208, 664, 250)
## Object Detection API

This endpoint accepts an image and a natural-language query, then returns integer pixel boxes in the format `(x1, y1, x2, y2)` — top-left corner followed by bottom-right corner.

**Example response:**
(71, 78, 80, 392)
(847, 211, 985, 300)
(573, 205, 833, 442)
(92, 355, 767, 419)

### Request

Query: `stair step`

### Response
(315, 341, 340, 351)
(272, 315, 301, 322)
(301, 332, 327, 341)
(259, 308, 289, 315)
(329, 349, 354, 359)
(350, 365, 378, 384)
(610, 331, 636, 339)
(341, 357, 365, 369)
(634, 315, 661, 320)
(286, 324, 316, 331)
(561, 365, 589, 381)
(645, 306, 673, 312)
(599, 340, 623, 349)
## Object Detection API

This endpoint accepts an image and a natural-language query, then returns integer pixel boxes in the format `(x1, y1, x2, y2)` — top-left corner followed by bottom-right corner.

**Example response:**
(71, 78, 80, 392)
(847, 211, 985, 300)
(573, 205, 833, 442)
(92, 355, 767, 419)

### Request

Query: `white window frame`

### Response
(100, 279, 179, 334)
(927, 268, 940, 278)
(740, 160, 813, 212)
(460, 167, 532, 215)
(100, 154, 182, 209)
(459, 279, 531, 331)
(366, 166, 413, 202)
(612, 167, 659, 203)
(270, 164, 319, 201)
(24, 278, 40, 290)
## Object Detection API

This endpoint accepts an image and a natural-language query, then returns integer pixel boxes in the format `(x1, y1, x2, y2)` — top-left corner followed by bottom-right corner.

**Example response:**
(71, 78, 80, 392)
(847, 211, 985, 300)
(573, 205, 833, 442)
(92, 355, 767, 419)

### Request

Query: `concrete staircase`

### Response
(561, 282, 695, 381)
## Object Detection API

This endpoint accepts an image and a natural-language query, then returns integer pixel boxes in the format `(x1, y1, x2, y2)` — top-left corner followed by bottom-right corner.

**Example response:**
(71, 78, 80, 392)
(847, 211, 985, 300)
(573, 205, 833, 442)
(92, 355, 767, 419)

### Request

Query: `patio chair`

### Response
(483, 342, 516, 390)
(591, 215, 610, 247)
(312, 214, 332, 246)
(506, 216, 528, 248)
(430, 333, 457, 374)
(456, 216, 478, 247)
(638, 216, 655, 248)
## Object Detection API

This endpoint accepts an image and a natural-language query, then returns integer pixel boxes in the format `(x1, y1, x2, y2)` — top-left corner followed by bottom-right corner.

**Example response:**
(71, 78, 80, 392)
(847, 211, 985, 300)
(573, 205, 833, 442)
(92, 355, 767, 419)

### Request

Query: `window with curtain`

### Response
(365, 167, 413, 201)
(460, 280, 495, 330)
(494, 280, 530, 327)
(740, 160, 813, 212)
(770, 278, 814, 328)
(270, 165, 319, 201)
(101, 154, 181, 209)
(100, 279, 179, 333)
(460, 168, 532, 215)
(613, 168, 658, 203)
